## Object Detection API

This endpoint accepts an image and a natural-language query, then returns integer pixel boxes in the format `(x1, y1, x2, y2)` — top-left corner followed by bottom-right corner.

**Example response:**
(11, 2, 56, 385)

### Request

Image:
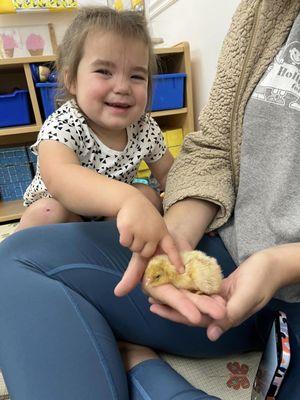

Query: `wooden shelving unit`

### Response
(0, 43, 194, 223)
(153, 42, 194, 135)
(0, 199, 25, 223)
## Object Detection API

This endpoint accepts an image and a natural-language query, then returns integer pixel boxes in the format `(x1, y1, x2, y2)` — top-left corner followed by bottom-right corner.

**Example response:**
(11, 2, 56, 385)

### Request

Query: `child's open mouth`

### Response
(105, 102, 131, 109)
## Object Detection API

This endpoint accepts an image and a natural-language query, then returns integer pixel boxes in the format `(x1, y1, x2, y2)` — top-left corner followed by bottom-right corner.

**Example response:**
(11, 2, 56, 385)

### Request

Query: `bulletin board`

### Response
(0, 0, 145, 13)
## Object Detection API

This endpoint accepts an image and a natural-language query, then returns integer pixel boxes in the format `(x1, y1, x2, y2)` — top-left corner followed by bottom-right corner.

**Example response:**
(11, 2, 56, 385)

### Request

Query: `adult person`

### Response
(0, 1, 299, 399)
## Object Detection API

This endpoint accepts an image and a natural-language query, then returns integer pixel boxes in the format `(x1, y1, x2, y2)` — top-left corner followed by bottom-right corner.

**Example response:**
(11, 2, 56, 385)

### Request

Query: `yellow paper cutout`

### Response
(0, 0, 16, 13)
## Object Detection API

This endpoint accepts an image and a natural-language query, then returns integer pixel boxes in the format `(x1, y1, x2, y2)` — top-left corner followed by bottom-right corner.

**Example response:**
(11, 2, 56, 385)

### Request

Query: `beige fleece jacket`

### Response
(164, 0, 300, 231)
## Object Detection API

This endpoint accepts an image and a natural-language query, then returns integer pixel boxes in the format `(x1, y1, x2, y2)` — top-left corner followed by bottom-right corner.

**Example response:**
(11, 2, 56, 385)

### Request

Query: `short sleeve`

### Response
(143, 116, 167, 164)
(31, 102, 82, 156)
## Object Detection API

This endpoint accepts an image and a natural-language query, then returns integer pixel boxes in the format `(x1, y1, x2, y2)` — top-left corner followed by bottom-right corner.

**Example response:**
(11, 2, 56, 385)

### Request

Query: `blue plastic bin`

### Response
(0, 146, 29, 166)
(36, 82, 58, 119)
(151, 73, 186, 111)
(0, 90, 31, 128)
(0, 164, 32, 185)
(0, 180, 31, 201)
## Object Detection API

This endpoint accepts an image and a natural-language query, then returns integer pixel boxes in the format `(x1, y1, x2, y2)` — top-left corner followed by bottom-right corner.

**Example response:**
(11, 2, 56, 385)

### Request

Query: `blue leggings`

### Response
(0, 221, 299, 399)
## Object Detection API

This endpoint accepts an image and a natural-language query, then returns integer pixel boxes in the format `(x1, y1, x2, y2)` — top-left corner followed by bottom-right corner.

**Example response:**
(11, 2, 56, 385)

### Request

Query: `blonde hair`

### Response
(56, 6, 156, 109)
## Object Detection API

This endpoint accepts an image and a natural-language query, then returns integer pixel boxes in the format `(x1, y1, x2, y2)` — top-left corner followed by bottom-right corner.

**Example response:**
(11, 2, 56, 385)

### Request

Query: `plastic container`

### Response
(0, 90, 31, 128)
(0, 146, 29, 166)
(0, 164, 32, 185)
(36, 82, 58, 119)
(151, 73, 186, 111)
(0, 180, 31, 201)
(163, 128, 183, 147)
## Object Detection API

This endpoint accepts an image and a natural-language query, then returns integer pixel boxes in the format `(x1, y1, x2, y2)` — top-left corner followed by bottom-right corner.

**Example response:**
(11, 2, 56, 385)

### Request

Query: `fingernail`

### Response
(209, 326, 223, 341)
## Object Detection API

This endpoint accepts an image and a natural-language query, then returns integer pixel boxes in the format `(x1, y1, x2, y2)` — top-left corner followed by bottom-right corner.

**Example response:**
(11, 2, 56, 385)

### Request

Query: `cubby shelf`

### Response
(0, 199, 25, 223)
(0, 42, 194, 222)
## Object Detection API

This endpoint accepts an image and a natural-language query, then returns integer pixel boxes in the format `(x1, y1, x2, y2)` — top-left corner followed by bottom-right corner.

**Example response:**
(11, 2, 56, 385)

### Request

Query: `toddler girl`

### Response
(17, 7, 175, 258)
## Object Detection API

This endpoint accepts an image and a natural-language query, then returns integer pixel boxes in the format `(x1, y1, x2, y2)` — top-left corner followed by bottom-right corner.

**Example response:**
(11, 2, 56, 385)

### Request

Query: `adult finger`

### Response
(147, 284, 203, 325)
(182, 290, 227, 321)
(114, 253, 146, 297)
(206, 290, 263, 341)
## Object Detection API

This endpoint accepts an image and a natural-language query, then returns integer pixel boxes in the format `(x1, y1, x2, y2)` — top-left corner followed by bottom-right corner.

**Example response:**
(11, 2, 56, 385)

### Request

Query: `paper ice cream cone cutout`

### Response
(26, 34, 44, 57)
(1, 34, 18, 58)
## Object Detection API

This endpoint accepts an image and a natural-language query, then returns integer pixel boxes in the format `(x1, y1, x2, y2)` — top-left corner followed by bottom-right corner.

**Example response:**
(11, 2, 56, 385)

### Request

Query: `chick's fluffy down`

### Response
(144, 250, 223, 295)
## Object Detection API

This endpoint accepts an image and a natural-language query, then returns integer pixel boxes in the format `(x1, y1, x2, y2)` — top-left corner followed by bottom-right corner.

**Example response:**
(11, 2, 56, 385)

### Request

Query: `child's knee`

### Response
(30, 198, 66, 218)
(20, 198, 71, 227)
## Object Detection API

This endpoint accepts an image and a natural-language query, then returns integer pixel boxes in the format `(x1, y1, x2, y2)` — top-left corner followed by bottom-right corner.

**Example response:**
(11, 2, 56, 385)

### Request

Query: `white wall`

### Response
(150, 0, 240, 127)
(0, 0, 240, 128)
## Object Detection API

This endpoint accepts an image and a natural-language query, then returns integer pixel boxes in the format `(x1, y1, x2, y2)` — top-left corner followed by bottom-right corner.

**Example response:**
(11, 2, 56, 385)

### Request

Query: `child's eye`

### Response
(96, 69, 111, 76)
(131, 75, 146, 80)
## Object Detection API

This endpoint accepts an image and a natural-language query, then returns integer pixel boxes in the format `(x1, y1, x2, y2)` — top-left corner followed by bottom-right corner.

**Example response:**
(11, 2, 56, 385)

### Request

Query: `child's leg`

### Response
(16, 197, 82, 231)
(132, 183, 162, 212)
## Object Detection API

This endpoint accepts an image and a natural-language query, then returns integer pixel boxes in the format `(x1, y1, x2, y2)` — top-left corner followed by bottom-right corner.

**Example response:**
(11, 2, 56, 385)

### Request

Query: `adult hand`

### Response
(146, 284, 227, 326)
(206, 251, 279, 341)
(140, 250, 278, 340)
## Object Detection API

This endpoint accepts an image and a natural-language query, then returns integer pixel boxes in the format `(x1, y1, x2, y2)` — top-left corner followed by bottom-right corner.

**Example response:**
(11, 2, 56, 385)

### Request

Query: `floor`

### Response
(0, 222, 261, 399)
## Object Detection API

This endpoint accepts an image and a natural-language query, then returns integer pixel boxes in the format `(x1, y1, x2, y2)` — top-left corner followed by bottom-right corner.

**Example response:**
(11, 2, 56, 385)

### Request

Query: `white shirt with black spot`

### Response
(24, 100, 166, 206)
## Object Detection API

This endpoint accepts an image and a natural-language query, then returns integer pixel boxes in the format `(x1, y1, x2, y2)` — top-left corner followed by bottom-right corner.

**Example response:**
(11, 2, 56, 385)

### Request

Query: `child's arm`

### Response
(38, 140, 183, 267)
(39, 140, 139, 217)
(148, 149, 174, 190)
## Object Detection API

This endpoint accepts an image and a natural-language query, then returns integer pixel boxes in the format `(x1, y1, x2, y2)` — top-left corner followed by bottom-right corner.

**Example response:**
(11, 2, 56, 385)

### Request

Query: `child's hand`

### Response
(117, 193, 180, 260)
(115, 193, 183, 296)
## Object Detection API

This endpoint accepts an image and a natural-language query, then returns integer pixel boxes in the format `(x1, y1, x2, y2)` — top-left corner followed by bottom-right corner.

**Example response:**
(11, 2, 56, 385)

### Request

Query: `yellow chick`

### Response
(144, 250, 223, 295)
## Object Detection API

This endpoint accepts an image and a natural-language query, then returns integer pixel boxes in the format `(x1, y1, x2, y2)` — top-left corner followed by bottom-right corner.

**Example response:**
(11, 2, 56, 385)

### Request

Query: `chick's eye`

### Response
(154, 274, 161, 280)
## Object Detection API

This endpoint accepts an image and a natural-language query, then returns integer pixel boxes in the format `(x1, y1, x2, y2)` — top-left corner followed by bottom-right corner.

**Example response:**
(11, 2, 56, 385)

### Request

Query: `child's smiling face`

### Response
(69, 30, 149, 138)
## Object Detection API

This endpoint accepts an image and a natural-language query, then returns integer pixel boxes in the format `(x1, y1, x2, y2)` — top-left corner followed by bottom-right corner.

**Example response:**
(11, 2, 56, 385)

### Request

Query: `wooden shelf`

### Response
(151, 107, 187, 118)
(0, 200, 25, 223)
(154, 45, 185, 55)
(0, 124, 42, 137)
(0, 55, 56, 66)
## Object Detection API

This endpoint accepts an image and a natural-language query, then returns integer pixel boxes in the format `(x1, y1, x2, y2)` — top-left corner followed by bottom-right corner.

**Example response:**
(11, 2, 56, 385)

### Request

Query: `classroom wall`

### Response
(0, 0, 240, 128)
(150, 0, 240, 128)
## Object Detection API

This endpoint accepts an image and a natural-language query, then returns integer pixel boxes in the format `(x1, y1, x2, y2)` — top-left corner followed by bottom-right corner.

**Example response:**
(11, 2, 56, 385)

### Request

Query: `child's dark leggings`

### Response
(0, 221, 299, 399)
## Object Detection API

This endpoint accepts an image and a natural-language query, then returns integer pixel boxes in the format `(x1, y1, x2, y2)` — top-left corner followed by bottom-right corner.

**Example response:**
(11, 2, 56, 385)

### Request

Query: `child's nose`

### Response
(113, 77, 131, 94)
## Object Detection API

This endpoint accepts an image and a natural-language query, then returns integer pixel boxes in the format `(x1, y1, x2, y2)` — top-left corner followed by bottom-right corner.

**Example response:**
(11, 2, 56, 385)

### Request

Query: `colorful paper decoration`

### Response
(0, 0, 144, 13)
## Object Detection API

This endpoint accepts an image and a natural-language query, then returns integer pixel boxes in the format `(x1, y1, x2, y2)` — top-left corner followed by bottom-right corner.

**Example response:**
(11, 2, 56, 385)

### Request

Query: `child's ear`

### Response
(64, 69, 76, 95)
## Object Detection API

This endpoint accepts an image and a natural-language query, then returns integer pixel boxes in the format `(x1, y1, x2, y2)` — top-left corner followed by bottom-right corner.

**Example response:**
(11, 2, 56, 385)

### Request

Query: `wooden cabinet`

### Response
(0, 55, 56, 222)
(153, 42, 194, 135)
(137, 42, 194, 178)
(0, 42, 194, 223)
